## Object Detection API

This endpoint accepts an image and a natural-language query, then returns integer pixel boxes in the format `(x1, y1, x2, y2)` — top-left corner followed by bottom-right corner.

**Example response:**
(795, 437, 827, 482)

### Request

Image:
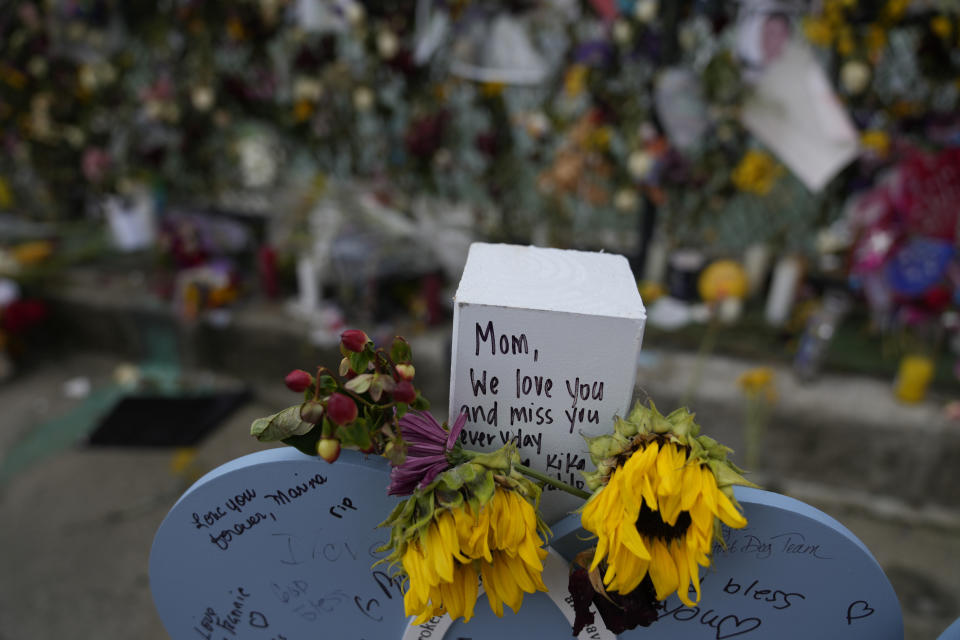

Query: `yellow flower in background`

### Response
(836, 26, 855, 56)
(866, 24, 888, 59)
(0, 177, 12, 209)
(226, 16, 246, 41)
(581, 439, 747, 606)
(883, 0, 910, 23)
(11, 241, 53, 265)
(803, 17, 834, 47)
(480, 82, 505, 98)
(738, 367, 777, 403)
(293, 99, 314, 122)
(931, 15, 952, 40)
(0, 64, 27, 90)
(564, 64, 589, 97)
(589, 126, 612, 152)
(638, 281, 666, 304)
(401, 487, 547, 623)
(738, 368, 777, 469)
(698, 260, 748, 303)
(861, 130, 891, 155)
(732, 150, 783, 195)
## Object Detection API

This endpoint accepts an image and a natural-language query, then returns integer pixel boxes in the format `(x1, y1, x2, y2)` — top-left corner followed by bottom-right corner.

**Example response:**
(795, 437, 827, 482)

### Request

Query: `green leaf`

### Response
(251, 405, 315, 441)
(411, 392, 430, 411)
(468, 467, 496, 505)
(379, 497, 411, 528)
(316, 374, 338, 395)
(282, 427, 323, 456)
(348, 351, 371, 374)
(338, 416, 372, 451)
(411, 492, 436, 535)
(390, 336, 412, 363)
(436, 487, 464, 510)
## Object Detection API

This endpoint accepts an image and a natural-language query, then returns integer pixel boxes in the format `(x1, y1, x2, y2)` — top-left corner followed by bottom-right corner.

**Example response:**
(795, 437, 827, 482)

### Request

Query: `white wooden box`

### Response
(449, 243, 646, 522)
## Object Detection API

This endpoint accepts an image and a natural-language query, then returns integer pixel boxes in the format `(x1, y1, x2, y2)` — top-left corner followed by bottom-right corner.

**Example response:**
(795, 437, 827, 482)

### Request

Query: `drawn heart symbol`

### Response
(846, 600, 875, 624)
(715, 614, 762, 639)
(248, 611, 268, 629)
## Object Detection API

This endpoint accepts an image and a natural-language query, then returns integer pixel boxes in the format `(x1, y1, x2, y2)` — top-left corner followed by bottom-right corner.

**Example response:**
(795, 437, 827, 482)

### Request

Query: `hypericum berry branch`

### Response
(251, 331, 428, 466)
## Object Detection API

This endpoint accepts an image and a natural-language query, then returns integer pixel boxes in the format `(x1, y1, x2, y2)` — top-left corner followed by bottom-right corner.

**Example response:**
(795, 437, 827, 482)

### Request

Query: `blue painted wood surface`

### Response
(152, 452, 904, 639)
(151, 448, 407, 640)
(551, 487, 903, 639)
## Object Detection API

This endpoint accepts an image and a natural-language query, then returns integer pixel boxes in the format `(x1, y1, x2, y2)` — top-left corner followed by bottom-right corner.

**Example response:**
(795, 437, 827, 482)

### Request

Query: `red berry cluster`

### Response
(262, 329, 426, 464)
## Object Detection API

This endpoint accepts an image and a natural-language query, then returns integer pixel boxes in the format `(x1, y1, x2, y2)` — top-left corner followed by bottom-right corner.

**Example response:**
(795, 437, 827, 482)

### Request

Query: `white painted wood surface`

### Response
(449, 243, 646, 522)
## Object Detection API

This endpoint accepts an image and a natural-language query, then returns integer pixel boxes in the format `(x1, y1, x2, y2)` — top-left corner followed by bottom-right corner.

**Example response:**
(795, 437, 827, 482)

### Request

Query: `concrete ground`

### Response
(0, 348, 958, 639)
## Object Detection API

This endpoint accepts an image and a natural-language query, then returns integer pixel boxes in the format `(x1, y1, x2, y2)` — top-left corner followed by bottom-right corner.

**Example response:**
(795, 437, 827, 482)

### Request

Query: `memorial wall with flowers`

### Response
(1, 0, 959, 396)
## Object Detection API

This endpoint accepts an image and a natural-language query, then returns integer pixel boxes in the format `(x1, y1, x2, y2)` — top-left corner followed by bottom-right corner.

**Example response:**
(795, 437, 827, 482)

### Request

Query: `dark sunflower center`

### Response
(635, 503, 692, 542)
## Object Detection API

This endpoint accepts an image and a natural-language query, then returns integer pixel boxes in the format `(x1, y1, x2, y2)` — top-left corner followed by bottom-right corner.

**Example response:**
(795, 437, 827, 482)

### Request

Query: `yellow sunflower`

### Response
(580, 402, 755, 607)
(401, 487, 547, 623)
(380, 446, 550, 625)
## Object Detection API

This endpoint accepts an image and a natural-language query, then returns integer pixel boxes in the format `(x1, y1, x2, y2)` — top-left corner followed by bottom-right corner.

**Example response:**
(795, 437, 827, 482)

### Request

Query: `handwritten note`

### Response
(549, 486, 904, 639)
(450, 244, 646, 522)
(150, 449, 409, 640)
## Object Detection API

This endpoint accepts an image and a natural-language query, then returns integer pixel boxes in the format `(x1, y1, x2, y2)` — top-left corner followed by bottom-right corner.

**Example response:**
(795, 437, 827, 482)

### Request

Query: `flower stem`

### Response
(516, 463, 592, 500)
(682, 306, 720, 406)
(458, 449, 591, 499)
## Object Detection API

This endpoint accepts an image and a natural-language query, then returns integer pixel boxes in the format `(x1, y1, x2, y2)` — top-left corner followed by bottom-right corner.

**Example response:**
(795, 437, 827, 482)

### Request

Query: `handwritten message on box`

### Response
(449, 244, 646, 522)
(150, 449, 409, 640)
(551, 486, 904, 639)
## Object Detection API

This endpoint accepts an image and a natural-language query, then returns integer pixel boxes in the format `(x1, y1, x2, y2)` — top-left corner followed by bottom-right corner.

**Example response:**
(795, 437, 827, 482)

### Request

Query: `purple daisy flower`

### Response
(388, 410, 466, 496)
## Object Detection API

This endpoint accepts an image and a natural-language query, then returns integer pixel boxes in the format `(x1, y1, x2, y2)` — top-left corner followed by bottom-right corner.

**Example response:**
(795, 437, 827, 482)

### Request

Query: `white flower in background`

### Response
(614, 188, 640, 212)
(637, 121, 657, 142)
(293, 76, 323, 102)
(613, 19, 633, 45)
(63, 126, 86, 148)
(628, 150, 654, 180)
(635, 0, 658, 24)
(433, 148, 452, 170)
(841, 60, 871, 95)
(28, 56, 47, 77)
(377, 29, 399, 59)
(523, 111, 550, 139)
(353, 86, 374, 111)
(237, 136, 279, 189)
(78, 64, 98, 92)
(191, 85, 215, 112)
(344, 1, 364, 26)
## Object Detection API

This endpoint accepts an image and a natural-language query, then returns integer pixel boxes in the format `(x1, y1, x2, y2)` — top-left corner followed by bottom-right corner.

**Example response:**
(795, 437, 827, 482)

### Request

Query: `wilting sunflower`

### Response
(380, 444, 549, 624)
(579, 402, 755, 608)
